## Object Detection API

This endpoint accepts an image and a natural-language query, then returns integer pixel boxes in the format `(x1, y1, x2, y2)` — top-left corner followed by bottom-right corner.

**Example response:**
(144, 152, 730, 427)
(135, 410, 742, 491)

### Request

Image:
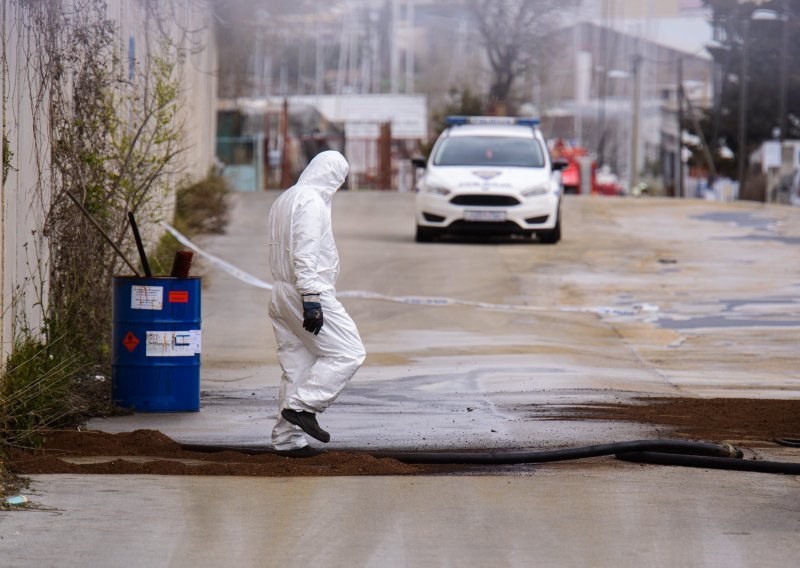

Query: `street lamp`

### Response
(737, 8, 788, 193)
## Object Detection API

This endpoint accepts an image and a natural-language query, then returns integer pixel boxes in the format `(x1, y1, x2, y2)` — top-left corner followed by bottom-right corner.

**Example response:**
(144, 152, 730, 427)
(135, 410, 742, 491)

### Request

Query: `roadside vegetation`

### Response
(0, 171, 228, 496)
(150, 173, 231, 275)
(0, 0, 228, 475)
(0, 173, 230, 453)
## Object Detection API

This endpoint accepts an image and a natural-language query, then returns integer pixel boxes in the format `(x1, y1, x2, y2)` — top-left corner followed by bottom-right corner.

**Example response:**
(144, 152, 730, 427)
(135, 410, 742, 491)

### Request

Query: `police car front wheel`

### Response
(537, 216, 561, 245)
(415, 225, 439, 243)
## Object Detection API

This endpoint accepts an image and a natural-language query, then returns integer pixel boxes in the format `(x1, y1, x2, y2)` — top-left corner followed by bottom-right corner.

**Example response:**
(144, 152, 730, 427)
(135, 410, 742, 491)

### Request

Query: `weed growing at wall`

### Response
(150, 172, 231, 275)
(0, 335, 81, 450)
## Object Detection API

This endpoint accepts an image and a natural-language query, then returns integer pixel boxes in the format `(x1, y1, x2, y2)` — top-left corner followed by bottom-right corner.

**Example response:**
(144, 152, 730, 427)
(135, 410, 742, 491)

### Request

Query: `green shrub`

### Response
(149, 173, 231, 276)
(176, 173, 230, 235)
(0, 335, 82, 450)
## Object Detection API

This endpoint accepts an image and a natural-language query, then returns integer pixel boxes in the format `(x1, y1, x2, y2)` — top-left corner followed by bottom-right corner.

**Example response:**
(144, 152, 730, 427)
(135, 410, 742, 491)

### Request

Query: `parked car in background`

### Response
(412, 116, 566, 244)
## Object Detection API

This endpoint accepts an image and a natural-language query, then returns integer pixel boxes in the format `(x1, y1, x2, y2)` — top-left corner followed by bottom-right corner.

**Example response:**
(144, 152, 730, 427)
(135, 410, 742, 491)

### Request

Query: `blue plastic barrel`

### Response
(112, 276, 201, 411)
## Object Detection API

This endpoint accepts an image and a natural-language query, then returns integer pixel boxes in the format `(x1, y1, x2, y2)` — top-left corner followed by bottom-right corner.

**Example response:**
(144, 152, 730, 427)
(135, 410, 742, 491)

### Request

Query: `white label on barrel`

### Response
(145, 330, 201, 357)
(132, 286, 164, 310)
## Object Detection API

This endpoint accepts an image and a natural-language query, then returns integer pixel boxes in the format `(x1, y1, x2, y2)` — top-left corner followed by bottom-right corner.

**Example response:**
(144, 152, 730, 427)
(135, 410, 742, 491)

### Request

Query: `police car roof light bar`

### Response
(446, 116, 540, 127)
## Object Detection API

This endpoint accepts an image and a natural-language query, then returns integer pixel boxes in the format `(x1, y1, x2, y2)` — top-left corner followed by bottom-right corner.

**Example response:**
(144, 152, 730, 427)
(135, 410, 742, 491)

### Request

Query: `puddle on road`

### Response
(721, 296, 800, 311)
(656, 295, 800, 330)
(692, 211, 800, 245)
(692, 211, 777, 231)
(657, 316, 800, 330)
(717, 234, 800, 246)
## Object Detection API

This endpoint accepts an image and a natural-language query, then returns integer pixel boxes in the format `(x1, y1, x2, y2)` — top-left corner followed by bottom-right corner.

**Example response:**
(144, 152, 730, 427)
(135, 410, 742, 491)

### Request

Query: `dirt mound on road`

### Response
(8, 397, 798, 477)
(6, 430, 437, 477)
(553, 397, 800, 442)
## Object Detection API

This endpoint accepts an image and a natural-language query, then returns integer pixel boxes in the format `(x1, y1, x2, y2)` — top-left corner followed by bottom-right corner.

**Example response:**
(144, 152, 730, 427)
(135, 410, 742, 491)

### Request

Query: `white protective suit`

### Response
(267, 151, 366, 450)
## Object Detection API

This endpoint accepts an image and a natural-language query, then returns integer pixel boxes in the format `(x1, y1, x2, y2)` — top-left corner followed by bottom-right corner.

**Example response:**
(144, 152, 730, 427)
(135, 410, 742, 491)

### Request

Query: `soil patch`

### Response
(549, 397, 800, 442)
(5, 430, 445, 477)
(9, 398, 799, 477)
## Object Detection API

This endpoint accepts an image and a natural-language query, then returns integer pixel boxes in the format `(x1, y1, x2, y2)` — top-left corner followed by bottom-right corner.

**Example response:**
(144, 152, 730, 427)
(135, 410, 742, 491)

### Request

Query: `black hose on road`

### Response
(180, 439, 800, 474)
(368, 440, 741, 465)
(618, 451, 800, 475)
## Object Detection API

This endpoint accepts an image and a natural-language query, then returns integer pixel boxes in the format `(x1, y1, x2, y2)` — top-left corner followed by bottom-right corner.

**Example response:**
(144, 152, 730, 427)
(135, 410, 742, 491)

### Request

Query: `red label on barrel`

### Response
(169, 291, 189, 303)
(122, 332, 140, 352)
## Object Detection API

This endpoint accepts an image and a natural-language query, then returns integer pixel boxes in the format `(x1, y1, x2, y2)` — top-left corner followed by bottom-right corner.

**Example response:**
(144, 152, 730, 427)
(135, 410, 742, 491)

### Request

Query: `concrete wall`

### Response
(109, 0, 218, 240)
(1, 1, 52, 357)
(0, 0, 217, 360)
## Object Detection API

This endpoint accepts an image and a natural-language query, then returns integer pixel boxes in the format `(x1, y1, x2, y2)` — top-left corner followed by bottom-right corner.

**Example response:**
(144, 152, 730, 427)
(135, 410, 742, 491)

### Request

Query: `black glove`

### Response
(302, 294, 324, 335)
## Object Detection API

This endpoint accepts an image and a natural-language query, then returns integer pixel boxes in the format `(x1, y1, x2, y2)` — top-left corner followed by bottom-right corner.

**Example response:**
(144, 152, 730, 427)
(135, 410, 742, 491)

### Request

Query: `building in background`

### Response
(218, 94, 427, 191)
(216, 1, 717, 196)
(228, 0, 480, 108)
(539, 21, 714, 194)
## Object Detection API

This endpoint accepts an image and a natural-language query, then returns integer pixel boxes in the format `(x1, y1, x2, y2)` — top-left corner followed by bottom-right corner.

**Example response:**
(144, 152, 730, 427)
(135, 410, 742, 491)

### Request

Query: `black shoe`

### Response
(281, 409, 331, 443)
(275, 445, 323, 458)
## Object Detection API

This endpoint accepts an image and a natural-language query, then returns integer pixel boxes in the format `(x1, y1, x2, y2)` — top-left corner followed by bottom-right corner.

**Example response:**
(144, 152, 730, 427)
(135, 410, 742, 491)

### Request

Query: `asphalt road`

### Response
(92, 191, 800, 449)
(3, 193, 800, 567)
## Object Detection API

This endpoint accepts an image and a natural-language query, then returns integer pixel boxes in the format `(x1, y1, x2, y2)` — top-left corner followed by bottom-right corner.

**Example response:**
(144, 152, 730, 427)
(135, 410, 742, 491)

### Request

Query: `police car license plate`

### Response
(464, 210, 506, 222)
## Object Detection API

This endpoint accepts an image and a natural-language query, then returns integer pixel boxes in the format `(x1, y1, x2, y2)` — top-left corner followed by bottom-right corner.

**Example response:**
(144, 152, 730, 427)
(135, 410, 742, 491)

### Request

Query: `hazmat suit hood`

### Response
(296, 151, 348, 204)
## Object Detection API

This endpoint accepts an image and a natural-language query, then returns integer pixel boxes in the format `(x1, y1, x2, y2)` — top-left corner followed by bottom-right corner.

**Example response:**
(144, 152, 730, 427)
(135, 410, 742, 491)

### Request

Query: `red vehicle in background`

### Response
(551, 139, 593, 194)
(593, 165, 624, 196)
(550, 139, 623, 196)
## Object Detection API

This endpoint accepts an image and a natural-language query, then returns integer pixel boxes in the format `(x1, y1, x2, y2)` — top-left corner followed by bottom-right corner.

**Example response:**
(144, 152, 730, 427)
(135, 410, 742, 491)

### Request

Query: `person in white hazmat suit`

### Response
(267, 151, 366, 451)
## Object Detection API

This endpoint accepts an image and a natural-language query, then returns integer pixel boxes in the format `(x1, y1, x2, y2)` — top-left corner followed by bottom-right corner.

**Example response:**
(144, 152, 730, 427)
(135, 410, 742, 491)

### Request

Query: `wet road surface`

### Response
(3, 470, 799, 567)
(92, 193, 800, 447)
(4, 194, 799, 566)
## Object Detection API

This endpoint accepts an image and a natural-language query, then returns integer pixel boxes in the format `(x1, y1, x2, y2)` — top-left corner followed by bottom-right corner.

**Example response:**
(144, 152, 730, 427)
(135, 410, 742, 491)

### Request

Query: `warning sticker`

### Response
(145, 330, 201, 357)
(131, 286, 163, 310)
(169, 290, 189, 303)
(122, 332, 140, 352)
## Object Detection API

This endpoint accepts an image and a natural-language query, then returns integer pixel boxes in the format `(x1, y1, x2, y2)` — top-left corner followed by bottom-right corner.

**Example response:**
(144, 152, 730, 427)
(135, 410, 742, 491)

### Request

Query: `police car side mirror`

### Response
(551, 159, 569, 171)
(411, 157, 427, 169)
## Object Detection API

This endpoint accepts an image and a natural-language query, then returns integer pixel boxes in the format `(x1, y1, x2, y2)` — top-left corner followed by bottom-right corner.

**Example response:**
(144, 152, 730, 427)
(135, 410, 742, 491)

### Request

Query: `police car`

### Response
(413, 116, 565, 243)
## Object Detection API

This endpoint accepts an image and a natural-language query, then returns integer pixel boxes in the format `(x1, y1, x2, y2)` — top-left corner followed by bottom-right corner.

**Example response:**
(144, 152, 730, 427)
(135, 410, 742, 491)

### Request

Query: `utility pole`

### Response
(596, 0, 610, 165)
(390, 0, 400, 93)
(778, 0, 789, 142)
(677, 56, 684, 198)
(349, 15, 359, 92)
(336, 16, 347, 94)
(404, 1, 414, 93)
(371, 8, 380, 93)
(574, 24, 584, 144)
(280, 97, 291, 189)
(315, 21, 323, 95)
(737, 19, 751, 194)
(629, 53, 642, 193)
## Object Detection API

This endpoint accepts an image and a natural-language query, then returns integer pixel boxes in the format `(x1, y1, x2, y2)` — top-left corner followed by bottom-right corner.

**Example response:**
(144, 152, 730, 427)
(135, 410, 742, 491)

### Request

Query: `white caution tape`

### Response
(162, 222, 273, 290)
(161, 222, 658, 317)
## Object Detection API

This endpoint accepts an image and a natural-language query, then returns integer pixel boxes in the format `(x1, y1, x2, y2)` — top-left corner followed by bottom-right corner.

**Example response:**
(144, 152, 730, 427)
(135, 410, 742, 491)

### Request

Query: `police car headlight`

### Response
(521, 186, 549, 198)
(425, 183, 451, 196)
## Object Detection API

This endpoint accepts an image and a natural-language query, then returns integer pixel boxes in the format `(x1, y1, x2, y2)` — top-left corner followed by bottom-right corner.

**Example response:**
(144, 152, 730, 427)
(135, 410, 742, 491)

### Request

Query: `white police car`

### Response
(413, 116, 565, 243)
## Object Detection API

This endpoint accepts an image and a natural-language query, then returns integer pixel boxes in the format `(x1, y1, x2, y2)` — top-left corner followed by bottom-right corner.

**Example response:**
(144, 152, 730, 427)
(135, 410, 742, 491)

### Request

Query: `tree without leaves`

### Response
(703, 0, 800, 174)
(466, 0, 573, 114)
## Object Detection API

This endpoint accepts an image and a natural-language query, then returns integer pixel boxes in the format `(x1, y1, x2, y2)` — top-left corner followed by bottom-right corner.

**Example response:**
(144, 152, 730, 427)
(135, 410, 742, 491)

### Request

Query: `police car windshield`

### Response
(433, 136, 545, 168)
